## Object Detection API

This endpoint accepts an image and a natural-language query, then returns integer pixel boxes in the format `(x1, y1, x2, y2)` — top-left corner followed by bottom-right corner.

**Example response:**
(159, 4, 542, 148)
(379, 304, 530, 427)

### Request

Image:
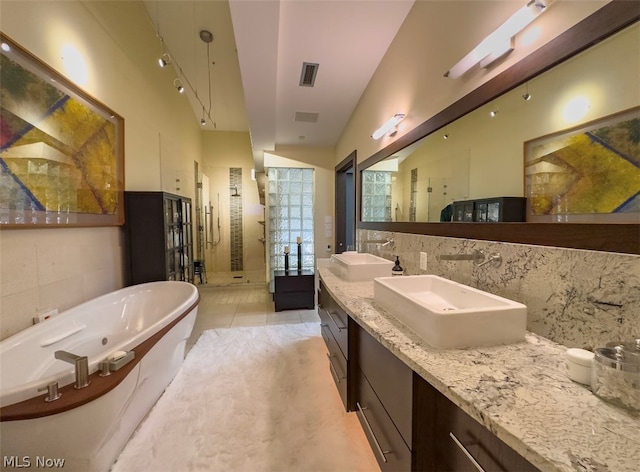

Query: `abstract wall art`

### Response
(525, 107, 640, 223)
(0, 34, 124, 227)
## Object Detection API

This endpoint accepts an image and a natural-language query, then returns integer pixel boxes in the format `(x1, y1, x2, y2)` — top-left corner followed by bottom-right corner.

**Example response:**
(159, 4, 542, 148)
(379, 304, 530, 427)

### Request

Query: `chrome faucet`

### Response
(55, 350, 90, 389)
(477, 253, 502, 267)
(363, 237, 394, 247)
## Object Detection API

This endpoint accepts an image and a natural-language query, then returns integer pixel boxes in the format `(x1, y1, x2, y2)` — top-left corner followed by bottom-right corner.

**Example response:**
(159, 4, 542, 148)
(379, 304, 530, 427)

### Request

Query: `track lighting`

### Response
(158, 53, 171, 68)
(150, 8, 216, 126)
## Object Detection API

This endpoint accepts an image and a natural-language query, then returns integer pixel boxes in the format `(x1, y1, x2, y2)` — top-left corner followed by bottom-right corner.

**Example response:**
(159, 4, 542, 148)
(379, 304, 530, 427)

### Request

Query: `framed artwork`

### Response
(0, 33, 124, 227)
(524, 107, 640, 223)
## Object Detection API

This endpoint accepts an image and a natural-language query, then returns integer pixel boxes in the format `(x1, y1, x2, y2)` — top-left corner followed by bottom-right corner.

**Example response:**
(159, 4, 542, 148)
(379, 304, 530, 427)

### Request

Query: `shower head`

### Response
(230, 185, 241, 197)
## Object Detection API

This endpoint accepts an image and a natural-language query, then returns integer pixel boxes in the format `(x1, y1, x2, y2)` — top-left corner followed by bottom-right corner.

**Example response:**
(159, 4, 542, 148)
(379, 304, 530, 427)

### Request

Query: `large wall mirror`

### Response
(359, 2, 639, 254)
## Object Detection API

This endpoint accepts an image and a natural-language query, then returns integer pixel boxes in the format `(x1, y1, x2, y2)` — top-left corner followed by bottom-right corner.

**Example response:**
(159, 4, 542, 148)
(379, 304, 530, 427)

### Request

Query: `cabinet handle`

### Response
(327, 353, 345, 383)
(327, 311, 346, 332)
(449, 432, 486, 472)
(356, 402, 391, 463)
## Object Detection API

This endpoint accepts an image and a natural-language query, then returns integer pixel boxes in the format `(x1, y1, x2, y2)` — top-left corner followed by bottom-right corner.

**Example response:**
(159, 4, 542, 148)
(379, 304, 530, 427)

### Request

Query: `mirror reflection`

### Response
(361, 23, 639, 223)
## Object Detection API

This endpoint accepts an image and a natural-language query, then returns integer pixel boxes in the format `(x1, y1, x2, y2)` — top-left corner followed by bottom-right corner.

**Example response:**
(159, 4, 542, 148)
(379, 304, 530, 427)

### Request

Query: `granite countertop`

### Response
(317, 264, 640, 472)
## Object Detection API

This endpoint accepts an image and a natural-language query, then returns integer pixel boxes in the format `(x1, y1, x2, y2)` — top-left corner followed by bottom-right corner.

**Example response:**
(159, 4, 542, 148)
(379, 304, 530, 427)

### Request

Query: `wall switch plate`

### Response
(420, 252, 428, 271)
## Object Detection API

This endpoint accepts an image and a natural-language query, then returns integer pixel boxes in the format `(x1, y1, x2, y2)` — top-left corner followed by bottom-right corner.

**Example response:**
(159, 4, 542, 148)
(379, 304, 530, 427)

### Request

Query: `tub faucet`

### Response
(55, 350, 90, 389)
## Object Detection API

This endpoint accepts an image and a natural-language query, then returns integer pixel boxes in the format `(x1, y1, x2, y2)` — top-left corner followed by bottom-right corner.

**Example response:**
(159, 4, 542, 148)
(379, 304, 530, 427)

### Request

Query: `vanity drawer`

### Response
(324, 326, 348, 408)
(357, 324, 413, 448)
(327, 352, 348, 409)
(318, 282, 348, 358)
(356, 368, 412, 471)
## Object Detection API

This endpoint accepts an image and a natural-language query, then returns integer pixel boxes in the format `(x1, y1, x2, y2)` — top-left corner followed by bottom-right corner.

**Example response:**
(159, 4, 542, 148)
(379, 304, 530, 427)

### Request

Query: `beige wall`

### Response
(336, 0, 607, 166)
(0, 1, 202, 339)
(200, 131, 264, 274)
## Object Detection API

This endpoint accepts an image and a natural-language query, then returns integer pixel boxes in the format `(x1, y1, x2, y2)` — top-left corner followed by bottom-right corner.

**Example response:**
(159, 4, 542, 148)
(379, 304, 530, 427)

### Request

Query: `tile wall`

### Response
(359, 229, 640, 350)
(0, 227, 123, 340)
(229, 168, 243, 271)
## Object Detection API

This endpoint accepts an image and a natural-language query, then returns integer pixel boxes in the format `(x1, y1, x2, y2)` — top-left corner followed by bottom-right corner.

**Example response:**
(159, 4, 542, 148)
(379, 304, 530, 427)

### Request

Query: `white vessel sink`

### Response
(373, 275, 527, 349)
(330, 252, 394, 282)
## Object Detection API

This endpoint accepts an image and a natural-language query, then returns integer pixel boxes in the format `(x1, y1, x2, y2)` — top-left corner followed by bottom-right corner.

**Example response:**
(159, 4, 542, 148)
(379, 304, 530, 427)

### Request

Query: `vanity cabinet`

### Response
(354, 324, 413, 471)
(414, 376, 539, 472)
(317, 280, 352, 410)
(352, 320, 539, 472)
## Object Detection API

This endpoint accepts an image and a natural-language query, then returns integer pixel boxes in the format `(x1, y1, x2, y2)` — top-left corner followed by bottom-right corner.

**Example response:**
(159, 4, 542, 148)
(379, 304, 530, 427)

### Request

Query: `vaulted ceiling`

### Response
(142, 0, 414, 171)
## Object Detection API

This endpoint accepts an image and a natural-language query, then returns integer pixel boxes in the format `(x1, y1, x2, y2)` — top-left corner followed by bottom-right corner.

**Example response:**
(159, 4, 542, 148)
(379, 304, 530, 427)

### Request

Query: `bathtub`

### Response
(0, 281, 199, 472)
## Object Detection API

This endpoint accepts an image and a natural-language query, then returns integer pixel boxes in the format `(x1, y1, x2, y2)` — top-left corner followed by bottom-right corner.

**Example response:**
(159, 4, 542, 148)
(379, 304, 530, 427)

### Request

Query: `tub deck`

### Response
(0, 296, 199, 422)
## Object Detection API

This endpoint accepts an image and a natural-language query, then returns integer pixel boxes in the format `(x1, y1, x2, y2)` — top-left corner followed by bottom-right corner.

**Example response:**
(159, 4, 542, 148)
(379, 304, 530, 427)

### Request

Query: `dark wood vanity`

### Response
(319, 279, 539, 472)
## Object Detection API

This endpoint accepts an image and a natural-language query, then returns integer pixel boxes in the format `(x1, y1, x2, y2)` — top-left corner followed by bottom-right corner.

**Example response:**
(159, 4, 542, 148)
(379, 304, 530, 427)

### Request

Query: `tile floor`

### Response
(186, 283, 320, 353)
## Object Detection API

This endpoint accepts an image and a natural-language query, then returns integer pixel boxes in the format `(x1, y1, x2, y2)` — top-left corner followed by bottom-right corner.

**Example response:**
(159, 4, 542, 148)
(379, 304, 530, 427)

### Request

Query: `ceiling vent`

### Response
(294, 112, 319, 123)
(299, 62, 319, 87)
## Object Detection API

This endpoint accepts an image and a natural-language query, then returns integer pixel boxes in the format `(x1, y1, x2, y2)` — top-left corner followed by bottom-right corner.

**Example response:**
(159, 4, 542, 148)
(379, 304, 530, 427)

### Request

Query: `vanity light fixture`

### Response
(173, 78, 185, 94)
(444, 0, 548, 79)
(372, 113, 405, 139)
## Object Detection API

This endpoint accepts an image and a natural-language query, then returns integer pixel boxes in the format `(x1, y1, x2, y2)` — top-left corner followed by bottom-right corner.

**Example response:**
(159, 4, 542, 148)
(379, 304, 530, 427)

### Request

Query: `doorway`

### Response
(335, 151, 356, 254)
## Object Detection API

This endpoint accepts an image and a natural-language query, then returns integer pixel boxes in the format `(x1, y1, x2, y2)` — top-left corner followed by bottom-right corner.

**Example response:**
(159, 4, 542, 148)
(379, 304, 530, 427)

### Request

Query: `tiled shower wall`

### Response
(359, 229, 640, 350)
(230, 168, 243, 271)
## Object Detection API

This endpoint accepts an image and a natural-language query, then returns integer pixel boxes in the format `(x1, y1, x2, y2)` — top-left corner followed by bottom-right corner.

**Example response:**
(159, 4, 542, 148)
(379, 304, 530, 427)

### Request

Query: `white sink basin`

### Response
(374, 275, 526, 349)
(330, 252, 394, 282)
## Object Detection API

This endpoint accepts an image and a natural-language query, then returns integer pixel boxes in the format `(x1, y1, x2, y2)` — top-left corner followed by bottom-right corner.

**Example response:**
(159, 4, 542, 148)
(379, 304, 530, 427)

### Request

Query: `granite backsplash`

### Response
(358, 230, 640, 350)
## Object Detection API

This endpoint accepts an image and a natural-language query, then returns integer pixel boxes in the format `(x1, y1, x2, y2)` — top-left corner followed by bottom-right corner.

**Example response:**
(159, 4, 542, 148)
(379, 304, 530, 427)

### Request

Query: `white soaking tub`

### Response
(0, 281, 199, 472)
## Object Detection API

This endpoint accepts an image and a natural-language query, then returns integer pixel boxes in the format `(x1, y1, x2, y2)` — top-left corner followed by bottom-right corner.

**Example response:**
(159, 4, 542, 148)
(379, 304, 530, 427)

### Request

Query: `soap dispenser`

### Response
(392, 256, 404, 276)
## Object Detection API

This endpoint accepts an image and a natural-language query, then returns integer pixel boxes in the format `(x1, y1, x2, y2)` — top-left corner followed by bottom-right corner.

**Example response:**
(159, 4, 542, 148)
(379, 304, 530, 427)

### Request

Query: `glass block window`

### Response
(267, 167, 315, 272)
(361, 171, 392, 222)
